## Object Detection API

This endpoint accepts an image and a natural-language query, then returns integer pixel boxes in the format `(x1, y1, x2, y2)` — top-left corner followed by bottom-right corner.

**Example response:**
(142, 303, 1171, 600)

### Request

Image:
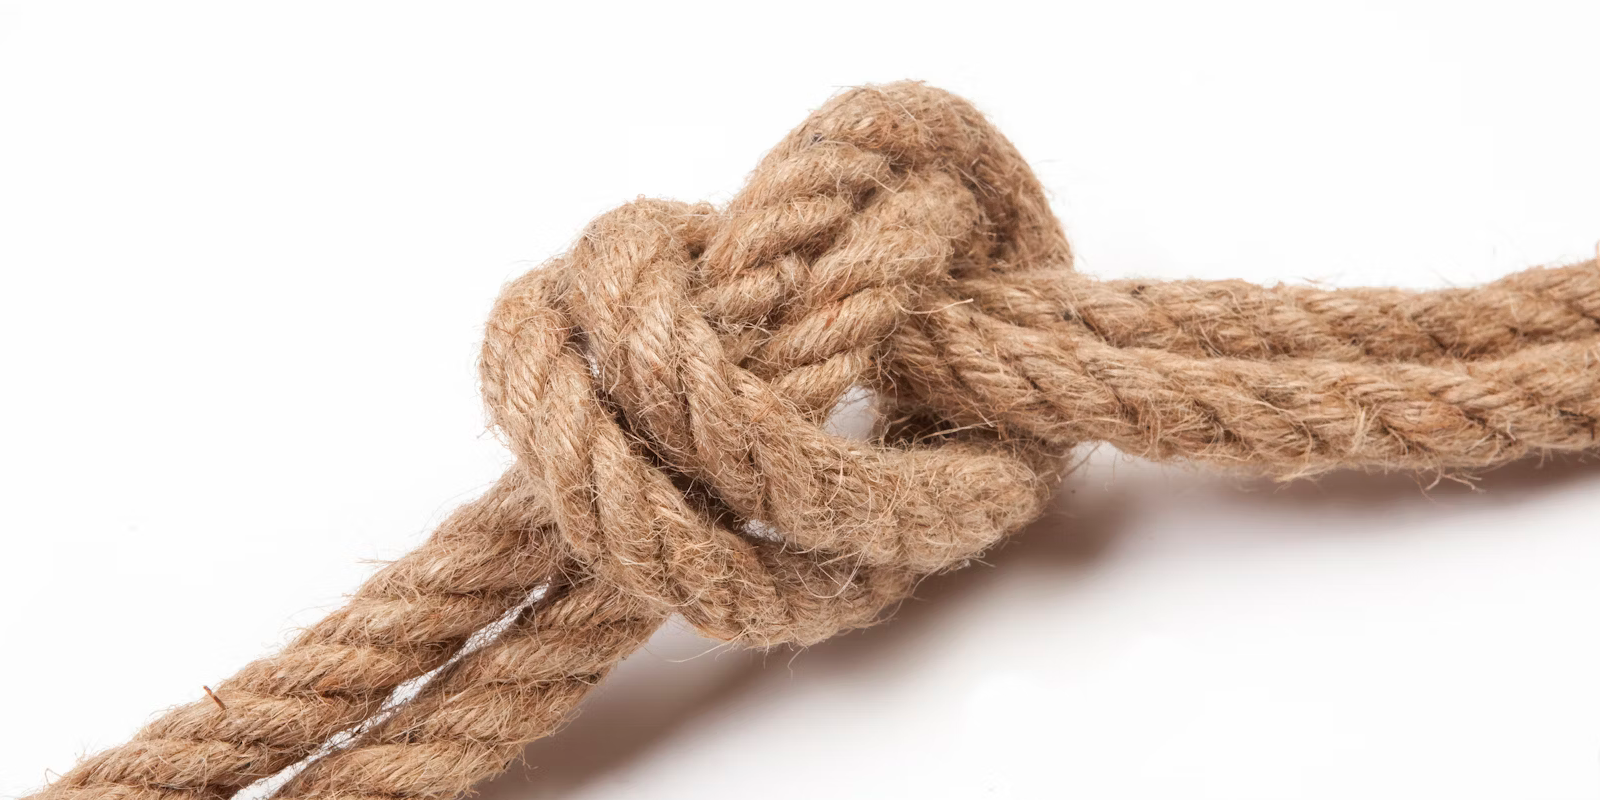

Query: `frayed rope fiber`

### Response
(30, 81, 1600, 800)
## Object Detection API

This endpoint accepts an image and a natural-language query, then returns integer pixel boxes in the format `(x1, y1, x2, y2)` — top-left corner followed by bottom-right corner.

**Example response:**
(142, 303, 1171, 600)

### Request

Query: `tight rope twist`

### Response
(31, 81, 1600, 800)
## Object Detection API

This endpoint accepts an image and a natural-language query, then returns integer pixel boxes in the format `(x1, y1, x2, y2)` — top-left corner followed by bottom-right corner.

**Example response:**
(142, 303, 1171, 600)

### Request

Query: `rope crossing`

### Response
(32, 81, 1600, 800)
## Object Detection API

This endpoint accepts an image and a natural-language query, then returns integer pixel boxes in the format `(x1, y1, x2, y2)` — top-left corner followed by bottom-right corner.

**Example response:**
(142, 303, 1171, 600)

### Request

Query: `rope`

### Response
(29, 81, 1600, 800)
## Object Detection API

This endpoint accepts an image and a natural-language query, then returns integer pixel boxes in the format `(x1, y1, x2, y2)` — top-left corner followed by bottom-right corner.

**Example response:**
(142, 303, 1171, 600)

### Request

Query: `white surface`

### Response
(3, 2, 1600, 798)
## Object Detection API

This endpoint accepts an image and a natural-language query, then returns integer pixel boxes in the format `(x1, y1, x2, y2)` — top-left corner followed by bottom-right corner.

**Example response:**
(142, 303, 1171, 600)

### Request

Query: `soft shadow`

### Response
(1230, 451, 1600, 515)
(476, 451, 1600, 799)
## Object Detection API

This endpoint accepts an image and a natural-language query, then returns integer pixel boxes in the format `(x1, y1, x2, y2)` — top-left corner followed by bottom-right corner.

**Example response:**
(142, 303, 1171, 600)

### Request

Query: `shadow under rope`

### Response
(474, 451, 1600, 799)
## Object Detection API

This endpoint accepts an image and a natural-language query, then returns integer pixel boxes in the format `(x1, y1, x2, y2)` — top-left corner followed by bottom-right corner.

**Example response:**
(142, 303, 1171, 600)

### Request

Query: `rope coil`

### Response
(30, 81, 1600, 800)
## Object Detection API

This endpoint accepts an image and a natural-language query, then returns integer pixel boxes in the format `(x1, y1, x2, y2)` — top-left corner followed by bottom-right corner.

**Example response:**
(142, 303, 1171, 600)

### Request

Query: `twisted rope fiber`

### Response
(30, 82, 1600, 800)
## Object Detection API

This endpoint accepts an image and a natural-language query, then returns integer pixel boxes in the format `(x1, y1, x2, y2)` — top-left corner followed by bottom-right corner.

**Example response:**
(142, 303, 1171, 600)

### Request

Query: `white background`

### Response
(4, 2, 1600, 798)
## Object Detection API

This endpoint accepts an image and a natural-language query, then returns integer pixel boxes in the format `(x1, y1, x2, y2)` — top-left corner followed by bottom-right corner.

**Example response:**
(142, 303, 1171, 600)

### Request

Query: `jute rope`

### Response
(30, 82, 1600, 800)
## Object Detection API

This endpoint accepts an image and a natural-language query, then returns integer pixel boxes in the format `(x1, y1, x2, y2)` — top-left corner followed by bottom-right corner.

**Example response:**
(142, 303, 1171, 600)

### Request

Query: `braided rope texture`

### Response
(28, 81, 1600, 800)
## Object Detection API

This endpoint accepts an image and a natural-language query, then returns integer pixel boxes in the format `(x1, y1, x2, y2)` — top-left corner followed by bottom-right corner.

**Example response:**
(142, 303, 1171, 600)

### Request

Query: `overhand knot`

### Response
(479, 82, 1074, 645)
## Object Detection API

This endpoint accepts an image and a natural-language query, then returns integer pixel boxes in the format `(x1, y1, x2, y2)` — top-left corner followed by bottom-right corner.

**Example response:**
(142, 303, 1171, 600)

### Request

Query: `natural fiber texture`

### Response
(29, 81, 1600, 800)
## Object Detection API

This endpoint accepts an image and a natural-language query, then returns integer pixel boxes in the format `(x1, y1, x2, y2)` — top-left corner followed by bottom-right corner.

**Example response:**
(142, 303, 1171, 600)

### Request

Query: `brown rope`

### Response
(29, 81, 1600, 800)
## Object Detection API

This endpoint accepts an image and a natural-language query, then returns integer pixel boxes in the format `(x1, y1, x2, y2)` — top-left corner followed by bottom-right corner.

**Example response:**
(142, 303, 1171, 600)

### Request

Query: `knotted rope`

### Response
(31, 82, 1600, 800)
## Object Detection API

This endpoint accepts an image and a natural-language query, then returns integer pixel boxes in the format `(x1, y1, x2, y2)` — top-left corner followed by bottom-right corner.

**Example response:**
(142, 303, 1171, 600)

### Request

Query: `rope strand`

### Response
(972, 262, 1600, 363)
(36, 472, 558, 800)
(895, 290, 1600, 473)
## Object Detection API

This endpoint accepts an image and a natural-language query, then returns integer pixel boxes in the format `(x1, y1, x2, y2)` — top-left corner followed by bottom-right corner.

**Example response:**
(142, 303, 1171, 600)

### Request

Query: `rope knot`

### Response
(38, 81, 1600, 800)
(479, 82, 1072, 644)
